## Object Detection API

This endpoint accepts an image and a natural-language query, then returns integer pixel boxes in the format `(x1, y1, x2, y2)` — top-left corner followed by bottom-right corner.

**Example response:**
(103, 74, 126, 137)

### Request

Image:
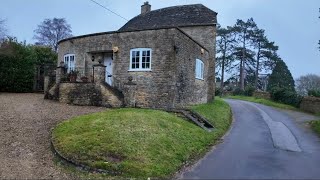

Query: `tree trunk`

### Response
(220, 42, 227, 97)
(254, 43, 261, 89)
(240, 48, 245, 90)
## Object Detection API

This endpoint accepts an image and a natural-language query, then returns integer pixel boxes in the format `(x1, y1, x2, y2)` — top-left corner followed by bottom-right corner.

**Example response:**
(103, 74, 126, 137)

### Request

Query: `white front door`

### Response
(103, 55, 113, 86)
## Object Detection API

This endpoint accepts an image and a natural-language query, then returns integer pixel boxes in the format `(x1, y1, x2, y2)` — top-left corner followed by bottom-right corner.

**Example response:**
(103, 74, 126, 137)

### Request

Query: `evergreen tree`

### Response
(216, 25, 236, 95)
(252, 28, 279, 89)
(267, 59, 295, 92)
(233, 18, 257, 90)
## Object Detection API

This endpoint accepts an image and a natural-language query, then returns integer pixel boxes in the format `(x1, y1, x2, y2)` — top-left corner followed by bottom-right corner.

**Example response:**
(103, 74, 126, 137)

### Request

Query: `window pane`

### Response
(142, 57, 145, 63)
(142, 51, 146, 56)
(147, 50, 150, 56)
(136, 63, 139, 68)
(142, 63, 145, 69)
(146, 63, 150, 69)
(146, 57, 150, 63)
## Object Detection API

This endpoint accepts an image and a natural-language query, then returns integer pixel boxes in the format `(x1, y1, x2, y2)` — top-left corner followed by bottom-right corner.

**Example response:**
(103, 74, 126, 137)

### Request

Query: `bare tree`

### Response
(34, 18, 72, 52)
(296, 74, 320, 96)
(0, 18, 8, 40)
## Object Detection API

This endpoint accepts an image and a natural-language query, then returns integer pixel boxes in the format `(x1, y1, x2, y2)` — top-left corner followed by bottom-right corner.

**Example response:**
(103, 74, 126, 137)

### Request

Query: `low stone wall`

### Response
(59, 83, 123, 107)
(300, 96, 320, 114)
(253, 91, 271, 99)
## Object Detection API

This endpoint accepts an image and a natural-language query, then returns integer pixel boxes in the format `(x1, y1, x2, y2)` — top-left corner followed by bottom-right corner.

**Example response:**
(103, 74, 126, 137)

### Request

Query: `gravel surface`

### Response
(0, 93, 106, 179)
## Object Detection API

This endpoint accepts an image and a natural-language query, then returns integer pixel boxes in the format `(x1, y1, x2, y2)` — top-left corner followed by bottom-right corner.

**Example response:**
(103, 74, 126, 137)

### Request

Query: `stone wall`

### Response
(59, 82, 123, 107)
(253, 91, 271, 99)
(300, 96, 320, 114)
(173, 29, 210, 107)
(58, 27, 215, 109)
(180, 25, 216, 102)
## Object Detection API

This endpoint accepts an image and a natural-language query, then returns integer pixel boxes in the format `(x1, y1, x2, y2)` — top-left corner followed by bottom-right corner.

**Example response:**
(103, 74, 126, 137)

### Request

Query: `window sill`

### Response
(128, 69, 152, 72)
(195, 77, 204, 81)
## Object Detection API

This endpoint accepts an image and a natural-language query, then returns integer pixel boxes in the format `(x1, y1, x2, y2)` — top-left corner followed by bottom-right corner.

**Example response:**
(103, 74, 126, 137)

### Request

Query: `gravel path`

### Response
(0, 93, 106, 179)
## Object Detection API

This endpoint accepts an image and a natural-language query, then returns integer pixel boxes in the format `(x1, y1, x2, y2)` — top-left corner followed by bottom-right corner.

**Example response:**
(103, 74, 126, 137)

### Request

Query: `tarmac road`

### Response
(180, 99, 320, 179)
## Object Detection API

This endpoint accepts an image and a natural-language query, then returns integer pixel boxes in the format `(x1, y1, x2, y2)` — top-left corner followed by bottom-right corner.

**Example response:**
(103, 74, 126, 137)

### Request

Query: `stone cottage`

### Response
(50, 2, 217, 109)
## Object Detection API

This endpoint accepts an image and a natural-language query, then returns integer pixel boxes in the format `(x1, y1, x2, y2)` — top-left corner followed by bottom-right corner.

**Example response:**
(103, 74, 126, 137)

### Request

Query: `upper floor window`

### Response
(195, 59, 204, 80)
(129, 48, 152, 71)
(64, 54, 75, 73)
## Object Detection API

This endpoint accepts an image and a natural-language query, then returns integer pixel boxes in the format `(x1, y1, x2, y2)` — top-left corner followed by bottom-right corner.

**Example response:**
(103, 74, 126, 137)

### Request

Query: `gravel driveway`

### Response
(0, 93, 106, 179)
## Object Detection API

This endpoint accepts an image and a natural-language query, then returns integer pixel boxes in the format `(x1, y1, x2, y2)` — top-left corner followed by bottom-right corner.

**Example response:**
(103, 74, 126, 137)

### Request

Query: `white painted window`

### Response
(129, 48, 152, 71)
(64, 54, 75, 73)
(195, 59, 204, 80)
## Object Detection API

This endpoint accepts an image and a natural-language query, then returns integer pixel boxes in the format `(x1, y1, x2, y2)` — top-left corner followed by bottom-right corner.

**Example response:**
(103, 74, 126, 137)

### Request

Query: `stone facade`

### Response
(300, 96, 320, 114)
(56, 3, 218, 109)
(180, 26, 216, 101)
(58, 27, 213, 109)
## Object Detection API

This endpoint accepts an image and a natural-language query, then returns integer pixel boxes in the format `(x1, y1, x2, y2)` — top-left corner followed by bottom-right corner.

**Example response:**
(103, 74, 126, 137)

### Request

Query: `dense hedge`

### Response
(270, 87, 302, 108)
(0, 39, 57, 92)
(308, 90, 320, 98)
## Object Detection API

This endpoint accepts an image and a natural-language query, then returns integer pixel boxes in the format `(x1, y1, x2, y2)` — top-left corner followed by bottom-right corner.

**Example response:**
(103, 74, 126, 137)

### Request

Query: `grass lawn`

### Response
(226, 95, 298, 110)
(52, 98, 231, 178)
(310, 120, 320, 136)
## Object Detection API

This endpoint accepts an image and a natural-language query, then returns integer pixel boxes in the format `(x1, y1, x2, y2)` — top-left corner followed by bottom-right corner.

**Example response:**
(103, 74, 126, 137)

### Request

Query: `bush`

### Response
(308, 90, 320, 97)
(215, 88, 221, 96)
(233, 88, 244, 96)
(244, 86, 255, 96)
(270, 87, 302, 107)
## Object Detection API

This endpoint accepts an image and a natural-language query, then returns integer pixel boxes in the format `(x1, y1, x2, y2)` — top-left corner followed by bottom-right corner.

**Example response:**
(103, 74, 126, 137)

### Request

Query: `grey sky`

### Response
(1, 0, 319, 78)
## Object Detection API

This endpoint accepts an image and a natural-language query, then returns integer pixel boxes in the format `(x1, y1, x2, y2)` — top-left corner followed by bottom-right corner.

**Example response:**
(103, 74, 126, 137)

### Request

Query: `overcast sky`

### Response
(1, 0, 319, 79)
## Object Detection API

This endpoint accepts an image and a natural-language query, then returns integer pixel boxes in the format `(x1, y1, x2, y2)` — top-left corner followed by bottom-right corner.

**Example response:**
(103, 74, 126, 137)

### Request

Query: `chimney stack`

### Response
(141, 1, 151, 15)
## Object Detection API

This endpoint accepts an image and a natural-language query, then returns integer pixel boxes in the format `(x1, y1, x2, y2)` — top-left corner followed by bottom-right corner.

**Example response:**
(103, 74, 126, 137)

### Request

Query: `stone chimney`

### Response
(141, 1, 151, 15)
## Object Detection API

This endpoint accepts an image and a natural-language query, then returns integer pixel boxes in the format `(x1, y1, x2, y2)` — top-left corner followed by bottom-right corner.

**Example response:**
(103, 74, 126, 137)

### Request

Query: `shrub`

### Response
(308, 90, 320, 98)
(233, 87, 244, 96)
(270, 87, 302, 107)
(215, 88, 221, 96)
(244, 85, 255, 96)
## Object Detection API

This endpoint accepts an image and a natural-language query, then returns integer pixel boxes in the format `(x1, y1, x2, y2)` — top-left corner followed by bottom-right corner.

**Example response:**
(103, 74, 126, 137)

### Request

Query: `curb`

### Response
(50, 130, 122, 175)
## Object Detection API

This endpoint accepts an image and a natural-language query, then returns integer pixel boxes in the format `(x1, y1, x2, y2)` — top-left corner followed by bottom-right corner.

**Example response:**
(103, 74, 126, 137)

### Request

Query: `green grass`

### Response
(52, 98, 231, 179)
(226, 95, 298, 110)
(310, 120, 320, 136)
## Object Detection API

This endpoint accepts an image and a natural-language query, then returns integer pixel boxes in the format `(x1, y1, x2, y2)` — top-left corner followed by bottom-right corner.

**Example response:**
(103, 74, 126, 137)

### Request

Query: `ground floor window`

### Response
(129, 48, 152, 71)
(195, 59, 204, 80)
(64, 54, 75, 73)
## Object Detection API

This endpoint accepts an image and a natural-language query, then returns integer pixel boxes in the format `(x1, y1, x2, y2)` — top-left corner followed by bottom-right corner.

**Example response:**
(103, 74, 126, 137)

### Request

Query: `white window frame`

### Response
(195, 59, 204, 80)
(129, 48, 152, 71)
(64, 54, 76, 73)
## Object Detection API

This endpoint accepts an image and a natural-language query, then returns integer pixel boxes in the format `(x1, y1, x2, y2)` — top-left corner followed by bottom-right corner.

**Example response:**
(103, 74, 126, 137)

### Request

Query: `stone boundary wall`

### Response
(300, 96, 320, 114)
(253, 91, 271, 100)
(59, 82, 123, 107)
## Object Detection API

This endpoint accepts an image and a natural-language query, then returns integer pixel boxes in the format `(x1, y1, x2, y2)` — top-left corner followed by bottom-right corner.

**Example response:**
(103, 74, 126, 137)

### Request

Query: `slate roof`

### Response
(118, 4, 217, 32)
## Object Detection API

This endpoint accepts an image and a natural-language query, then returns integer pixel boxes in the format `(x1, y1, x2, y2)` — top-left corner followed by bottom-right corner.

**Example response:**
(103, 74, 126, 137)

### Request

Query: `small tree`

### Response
(267, 59, 295, 92)
(33, 18, 72, 52)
